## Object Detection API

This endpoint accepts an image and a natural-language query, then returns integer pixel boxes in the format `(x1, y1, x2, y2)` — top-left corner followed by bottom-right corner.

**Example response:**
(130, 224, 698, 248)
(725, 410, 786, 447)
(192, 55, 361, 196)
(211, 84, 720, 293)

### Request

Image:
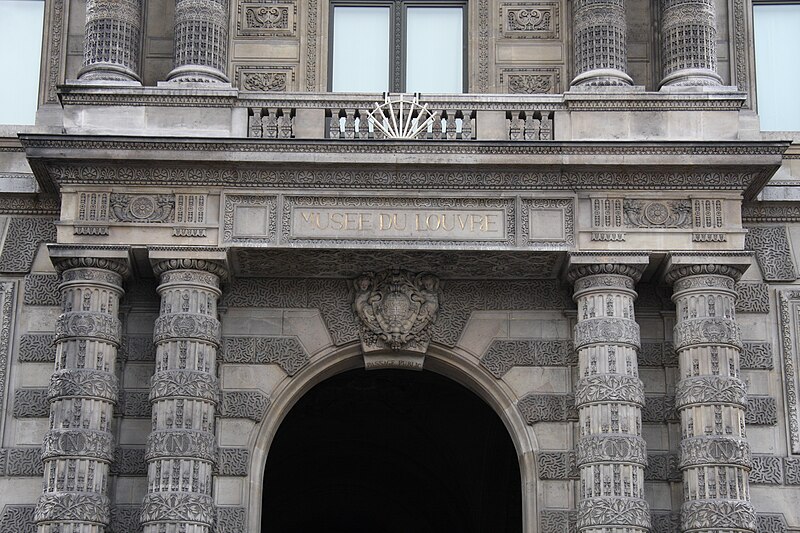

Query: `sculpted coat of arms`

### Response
(353, 269, 441, 354)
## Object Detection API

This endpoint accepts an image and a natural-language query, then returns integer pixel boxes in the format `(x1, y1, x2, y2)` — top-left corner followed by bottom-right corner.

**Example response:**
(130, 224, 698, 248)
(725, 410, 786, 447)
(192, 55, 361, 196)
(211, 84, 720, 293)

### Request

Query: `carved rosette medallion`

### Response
(353, 270, 441, 362)
(142, 260, 226, 533)
(667, 263, 756, 533)
(35, 256, 127, 532)
(567, 259, 650, 532)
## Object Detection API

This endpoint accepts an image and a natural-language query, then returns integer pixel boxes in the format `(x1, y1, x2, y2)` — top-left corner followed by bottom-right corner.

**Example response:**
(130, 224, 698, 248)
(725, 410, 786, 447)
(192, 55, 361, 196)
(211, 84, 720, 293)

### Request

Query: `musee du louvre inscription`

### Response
(292, 207, 506, 240)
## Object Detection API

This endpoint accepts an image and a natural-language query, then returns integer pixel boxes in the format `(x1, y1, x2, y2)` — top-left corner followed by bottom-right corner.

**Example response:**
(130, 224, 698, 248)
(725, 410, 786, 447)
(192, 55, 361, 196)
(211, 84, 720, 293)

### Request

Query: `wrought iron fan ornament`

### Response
(367, 93, 439, 139)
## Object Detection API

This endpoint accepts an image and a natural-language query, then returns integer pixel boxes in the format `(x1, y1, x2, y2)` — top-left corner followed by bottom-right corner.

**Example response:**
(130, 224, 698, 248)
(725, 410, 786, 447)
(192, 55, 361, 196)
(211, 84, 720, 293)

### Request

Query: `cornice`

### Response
(54, 86, 747, 112)
(742, 201, 800, 222)
(18, 135, 788, 200)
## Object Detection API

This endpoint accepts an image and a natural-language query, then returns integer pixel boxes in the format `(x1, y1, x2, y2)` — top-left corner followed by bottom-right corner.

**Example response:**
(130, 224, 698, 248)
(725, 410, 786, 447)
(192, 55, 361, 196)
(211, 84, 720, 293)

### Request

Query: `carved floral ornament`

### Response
(352, 269, 441, 355)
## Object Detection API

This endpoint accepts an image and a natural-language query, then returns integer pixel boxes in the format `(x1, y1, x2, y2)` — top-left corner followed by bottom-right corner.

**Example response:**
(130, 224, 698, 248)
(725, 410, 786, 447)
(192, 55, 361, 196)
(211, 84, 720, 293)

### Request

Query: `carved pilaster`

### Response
(167, 0, 230, 83)
(659, 0, 722, 87)
(666, 260, 756, 533)
(78, 0, 143, 82)
(567, 257, 650, 533)
(141, 259, 227, 533)
(570, 0, 633, 86)
(34, 254, 128, 533)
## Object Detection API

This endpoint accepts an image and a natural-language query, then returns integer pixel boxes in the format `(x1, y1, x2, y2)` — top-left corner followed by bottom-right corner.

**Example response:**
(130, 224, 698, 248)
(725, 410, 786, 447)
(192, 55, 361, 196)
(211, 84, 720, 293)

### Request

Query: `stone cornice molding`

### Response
(743, 201, 800, 223)
(55, 86, 748, 112)
(19, 136, 787, 199)
(47, 244, 131, 277)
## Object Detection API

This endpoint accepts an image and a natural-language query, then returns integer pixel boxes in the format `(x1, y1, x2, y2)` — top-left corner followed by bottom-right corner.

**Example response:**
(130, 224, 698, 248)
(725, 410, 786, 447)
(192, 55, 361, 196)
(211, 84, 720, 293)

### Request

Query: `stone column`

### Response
(78, 0, 143, 83)
(34, 250, 129, 533)
(659, 0, 722, 87)
(570, 0, 633, 86)
(166, 0, 230, 83)
(567, 255, 651, 533)
(665, 258, 756, 533)
(140, 258, 227, 533)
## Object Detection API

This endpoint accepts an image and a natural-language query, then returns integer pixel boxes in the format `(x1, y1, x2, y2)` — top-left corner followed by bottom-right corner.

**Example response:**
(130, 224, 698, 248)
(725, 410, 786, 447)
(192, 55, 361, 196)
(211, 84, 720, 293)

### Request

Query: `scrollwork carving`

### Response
(745, 226, 797, 282)
(153, 313, 220, 345)
(146, 430, 217, 462)
(41, 429, 115, 461)
(35, 492, 111, 524)
(149, 370, 219, 403)
(48, 368, 118, 402)
(353, 270, 441, 353)
(574, 318, 640, 350)
(140, 492, 215, 525)
(673, 318, 741, 350)
(575, 434, 647, 466)
(577, 497, 650, 529)
(574, 374, 644, 406)
(623, 199, 692, 228)
(674, 376, 747, 409)
(678, 437, 751, 469)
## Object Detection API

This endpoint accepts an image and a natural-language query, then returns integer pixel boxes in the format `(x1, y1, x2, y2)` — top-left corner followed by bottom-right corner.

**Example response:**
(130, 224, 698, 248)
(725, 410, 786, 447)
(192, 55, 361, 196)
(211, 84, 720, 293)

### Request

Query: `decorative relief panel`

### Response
(237, 0, 296, 36)
(778, 290, 800, 453)
(623, 199, 692, 228)
(12, 388, 49, 418)
(221, 336, 309, 375)
(499, 68, 561, 94)
(234, 65, 296, 92)
(217, 507, 247, 533)
(517, 394, 576, 423)
(0, 217, 56, 273)
(736, 283, 770, 313)
(745, 225, 798, 282)
(521, 198, 574, 246)
(282, 196, 515, 247)
(591, 198, 625, 241)
(741, 342, 773, 370)
(18, 334, 56, 363)
(222, 194, 277, 244)
(500, 2, 559, 38)
(480, 339, 575, 377)
(0, 505, 35, 533)
(23, 273, 61, 306)
(219, 390, 271, 421)
(110, 193, 175, 223)
(746, 396, 778, 426)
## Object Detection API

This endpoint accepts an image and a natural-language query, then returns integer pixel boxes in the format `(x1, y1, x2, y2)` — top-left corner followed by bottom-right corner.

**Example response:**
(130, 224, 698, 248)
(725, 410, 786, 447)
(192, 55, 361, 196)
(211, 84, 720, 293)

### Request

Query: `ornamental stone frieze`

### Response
(664, 253, 756, 533)
(353, 269, 441, 368)
(566, 253, 650, 533)
(141, 252, 228, 533)
(34, 246, 130, 533)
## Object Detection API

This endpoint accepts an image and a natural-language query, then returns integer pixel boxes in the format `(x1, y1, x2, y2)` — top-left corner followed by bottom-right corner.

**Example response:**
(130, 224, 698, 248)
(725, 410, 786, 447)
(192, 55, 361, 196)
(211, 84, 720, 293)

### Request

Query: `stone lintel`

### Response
(566, 251, 650, 270)
(147, 246, 229, 272)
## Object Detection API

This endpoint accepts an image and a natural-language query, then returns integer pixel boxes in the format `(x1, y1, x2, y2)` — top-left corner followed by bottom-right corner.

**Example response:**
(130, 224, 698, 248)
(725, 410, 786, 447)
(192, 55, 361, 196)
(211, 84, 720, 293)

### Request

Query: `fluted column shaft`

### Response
(79, 0, 143, 82)
(568, 264, 650, 533)
(659, 0, 722, 87)
(141, 260, 226, 533)
(34, 258, 127, 533)
(167, 0, 230, 83)
(667, 265, 756, 533)
(570, 0, 633, 86)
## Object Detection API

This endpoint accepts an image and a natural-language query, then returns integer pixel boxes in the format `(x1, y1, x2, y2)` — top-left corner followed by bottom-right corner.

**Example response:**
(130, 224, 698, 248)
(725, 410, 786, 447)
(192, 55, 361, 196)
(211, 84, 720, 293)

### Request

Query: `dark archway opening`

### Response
(262, 368, 522, 533)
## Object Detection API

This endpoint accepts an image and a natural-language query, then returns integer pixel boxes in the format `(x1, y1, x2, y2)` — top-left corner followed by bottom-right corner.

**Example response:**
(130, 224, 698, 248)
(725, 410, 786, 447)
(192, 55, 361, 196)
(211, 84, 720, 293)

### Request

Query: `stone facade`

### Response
(0, 0, 798, 531)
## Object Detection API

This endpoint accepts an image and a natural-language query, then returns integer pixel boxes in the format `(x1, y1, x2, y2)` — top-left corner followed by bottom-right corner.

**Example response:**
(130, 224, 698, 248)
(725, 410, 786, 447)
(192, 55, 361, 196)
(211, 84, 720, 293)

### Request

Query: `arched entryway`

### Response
(261, 368, 523, 533)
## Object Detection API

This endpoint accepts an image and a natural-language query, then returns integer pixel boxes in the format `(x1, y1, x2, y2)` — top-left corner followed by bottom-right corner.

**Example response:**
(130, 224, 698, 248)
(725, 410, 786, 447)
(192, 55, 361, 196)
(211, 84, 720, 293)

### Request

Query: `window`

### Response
(329, 1, 465, 93)
(753, 2, 800, 131)
(0, 0, 45, 125)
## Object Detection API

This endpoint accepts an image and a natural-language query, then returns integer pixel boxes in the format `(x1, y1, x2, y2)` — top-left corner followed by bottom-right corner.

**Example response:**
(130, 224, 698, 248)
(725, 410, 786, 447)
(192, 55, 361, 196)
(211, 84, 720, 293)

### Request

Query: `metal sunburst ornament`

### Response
(367, 93, 438, 139)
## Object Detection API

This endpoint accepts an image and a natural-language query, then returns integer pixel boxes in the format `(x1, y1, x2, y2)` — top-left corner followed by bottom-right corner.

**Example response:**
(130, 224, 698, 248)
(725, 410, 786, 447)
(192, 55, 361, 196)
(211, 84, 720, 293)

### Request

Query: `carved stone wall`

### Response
(34, 257, 127, 533)
(567, 260, 650, 532)
(141, 259, 226, 533)
(666, 263, 756, 533)
(79, 0, 143, 82)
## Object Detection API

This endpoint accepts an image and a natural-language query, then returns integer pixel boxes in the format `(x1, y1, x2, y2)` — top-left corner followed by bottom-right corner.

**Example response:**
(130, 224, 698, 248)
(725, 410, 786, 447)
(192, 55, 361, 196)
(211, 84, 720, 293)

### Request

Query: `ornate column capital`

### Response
(48, 244, 131, 278)
(148, 247, 229, 280)
(662, 252, 752, 285)
(565, 252, 649, 284)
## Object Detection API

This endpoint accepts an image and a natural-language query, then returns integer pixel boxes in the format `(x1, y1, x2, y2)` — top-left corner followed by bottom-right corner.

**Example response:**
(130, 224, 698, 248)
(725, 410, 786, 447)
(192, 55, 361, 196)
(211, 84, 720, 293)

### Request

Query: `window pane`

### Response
(0, 0, 45, 125)
(332, 7, 390, 92)
(753, 4, 800, 131)
(406, 7, 463, 93)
